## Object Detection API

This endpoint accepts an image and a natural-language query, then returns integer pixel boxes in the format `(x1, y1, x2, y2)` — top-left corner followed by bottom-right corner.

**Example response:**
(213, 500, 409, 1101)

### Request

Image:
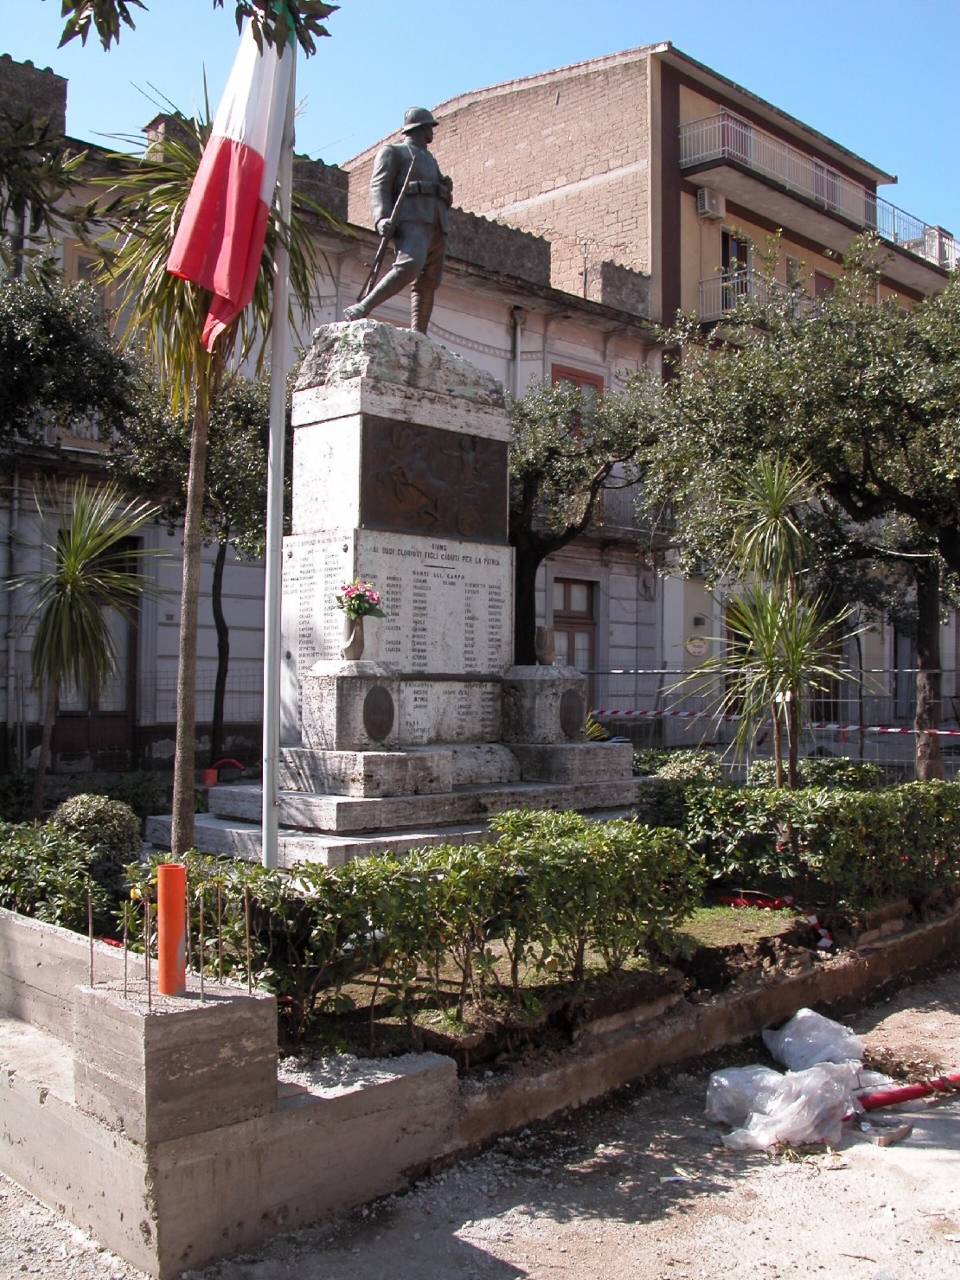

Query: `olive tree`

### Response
(508, 374, 663, 664)
(649, 237, 960, 779)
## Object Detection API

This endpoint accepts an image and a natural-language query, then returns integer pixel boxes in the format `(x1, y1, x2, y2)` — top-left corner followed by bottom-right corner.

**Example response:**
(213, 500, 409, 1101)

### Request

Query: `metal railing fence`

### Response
(698, 268, 777, 322)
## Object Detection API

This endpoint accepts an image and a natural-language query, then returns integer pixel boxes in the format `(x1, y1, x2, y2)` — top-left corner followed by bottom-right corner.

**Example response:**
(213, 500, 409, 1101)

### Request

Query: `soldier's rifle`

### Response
(356, 155, 418, 303)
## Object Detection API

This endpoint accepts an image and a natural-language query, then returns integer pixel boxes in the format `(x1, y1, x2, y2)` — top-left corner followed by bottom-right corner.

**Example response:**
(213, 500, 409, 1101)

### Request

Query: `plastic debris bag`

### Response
(722, 1061, 862, 1151)
(853, 1068, 896, 1095)
(761, 1007, 864, 1071)
(705, 1065, 785, 1126)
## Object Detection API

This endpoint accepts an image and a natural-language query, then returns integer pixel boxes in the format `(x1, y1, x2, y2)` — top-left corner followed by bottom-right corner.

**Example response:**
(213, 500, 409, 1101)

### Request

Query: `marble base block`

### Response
(301, 661, 401, 751)
(501, 666, 587, 744)
(511, 741, 634, 783)
(280, 747, 453, 797)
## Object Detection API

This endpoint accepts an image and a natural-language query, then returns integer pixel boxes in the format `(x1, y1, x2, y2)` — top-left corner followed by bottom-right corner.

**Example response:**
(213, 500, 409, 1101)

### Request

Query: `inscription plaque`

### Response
(399, 679, 502, 745)
(282, 529, 514, 690)
(360, 415, 508, 543)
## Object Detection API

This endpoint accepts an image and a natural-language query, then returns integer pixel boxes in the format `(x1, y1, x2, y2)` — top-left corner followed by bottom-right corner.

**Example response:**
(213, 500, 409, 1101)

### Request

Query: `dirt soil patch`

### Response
(300, 904, 820, 1069)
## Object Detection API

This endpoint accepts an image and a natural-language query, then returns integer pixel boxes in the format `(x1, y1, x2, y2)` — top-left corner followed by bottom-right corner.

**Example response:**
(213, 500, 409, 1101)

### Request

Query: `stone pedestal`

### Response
(501, 665, 587, 744)
(301, 660, 401, 750)
(280, 746, 453, 797)
(280, 320, 514, 747)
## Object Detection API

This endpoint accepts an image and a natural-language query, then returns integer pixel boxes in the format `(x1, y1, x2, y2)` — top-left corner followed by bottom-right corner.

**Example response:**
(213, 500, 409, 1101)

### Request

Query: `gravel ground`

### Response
(2, 969, 959, 1280)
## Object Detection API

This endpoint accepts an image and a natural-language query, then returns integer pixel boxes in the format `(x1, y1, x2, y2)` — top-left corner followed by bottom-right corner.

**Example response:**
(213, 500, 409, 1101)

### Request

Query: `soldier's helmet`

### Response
(401, 107, 439, 133)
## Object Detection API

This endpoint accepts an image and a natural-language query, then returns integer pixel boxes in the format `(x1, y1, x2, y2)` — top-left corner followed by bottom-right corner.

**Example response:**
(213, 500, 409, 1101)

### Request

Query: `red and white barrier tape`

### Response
(590, 706, 960, 736)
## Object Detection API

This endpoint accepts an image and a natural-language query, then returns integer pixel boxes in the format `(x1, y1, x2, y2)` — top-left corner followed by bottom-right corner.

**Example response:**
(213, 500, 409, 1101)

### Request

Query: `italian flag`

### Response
(167, 23, 293, 351)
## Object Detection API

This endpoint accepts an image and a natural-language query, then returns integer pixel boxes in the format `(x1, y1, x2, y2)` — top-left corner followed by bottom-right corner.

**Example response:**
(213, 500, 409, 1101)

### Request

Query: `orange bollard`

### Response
(157, 863, 187, 996)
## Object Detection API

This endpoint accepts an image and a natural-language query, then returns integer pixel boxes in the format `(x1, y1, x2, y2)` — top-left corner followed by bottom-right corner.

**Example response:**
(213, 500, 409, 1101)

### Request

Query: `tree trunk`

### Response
(914, 558, 943, 781)
(513, 544, 540, 665)
(31, 679, 58, 820)
(210, 532, 230, 767)
(170, 390, 212, 856)
(8, 209, 26, 281)
(786, 691, 800, 788)
(772, 710, 784, 788)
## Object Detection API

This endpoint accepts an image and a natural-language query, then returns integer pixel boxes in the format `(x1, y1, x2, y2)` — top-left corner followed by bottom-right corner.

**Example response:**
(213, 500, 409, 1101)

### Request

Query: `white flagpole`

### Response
(261, 50, 296, 870)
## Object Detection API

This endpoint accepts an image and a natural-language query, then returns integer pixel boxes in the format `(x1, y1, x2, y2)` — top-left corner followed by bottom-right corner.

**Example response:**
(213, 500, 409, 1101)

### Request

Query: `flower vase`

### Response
(341, 614, 365, 661)
(534, 625, 556, 666)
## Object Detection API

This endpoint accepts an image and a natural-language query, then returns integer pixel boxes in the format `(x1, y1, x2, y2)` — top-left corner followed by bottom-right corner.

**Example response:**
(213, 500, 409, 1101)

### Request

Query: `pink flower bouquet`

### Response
(335, 578, 386, 620)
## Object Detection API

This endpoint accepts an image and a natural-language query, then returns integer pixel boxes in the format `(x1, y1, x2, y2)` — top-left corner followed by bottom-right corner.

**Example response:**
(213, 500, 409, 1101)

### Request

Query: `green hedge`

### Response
(747, 757, 884, 790)
(124, 811, 704, 1045)
(0, 820, 112, 932)
(684, 780, 960, 902)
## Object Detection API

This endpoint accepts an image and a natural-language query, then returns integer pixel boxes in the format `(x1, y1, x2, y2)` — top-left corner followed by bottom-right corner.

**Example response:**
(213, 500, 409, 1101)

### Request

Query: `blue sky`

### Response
(4, 0, 959, 233)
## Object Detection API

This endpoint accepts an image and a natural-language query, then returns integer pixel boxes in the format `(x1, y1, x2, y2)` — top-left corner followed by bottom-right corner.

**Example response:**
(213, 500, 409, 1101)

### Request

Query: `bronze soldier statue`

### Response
(344, 107, 453, 334)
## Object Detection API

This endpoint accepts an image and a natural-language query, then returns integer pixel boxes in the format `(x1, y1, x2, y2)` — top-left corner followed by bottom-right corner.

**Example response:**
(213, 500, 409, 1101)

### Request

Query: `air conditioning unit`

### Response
(696, 187, 726, 221)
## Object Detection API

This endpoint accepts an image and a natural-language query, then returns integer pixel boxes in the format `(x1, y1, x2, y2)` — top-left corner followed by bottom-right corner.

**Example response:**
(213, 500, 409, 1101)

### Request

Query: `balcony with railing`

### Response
(697, 268, 776, 322)
(680, 111, 958, 274)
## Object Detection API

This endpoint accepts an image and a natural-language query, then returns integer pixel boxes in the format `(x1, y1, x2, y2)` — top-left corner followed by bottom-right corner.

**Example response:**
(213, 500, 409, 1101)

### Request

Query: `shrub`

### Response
(632, 750, 726, 830)
(0, 821, 111, 932)
(633, 748, 667, 776)
(747, 757, 883, 790)
(123, 813, 706, 1047)
(51, 794, 141, 859)
(490, 810, 704, 983)
(652, 749, 725, 784)
(796, 782, 960, 902)
(102, 771, 167, 826)
(801, 758, 883, 789)
(51, 794, 141, 896)
(684, 780, 960, 904)
(0, 772, 33, 823)
(684, 785, 795, 882)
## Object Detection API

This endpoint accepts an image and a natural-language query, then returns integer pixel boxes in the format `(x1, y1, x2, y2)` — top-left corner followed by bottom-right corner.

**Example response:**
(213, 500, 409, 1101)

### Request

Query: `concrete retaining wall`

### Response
(1, 901, 959, 1277)
(0, 909, 126, 1034)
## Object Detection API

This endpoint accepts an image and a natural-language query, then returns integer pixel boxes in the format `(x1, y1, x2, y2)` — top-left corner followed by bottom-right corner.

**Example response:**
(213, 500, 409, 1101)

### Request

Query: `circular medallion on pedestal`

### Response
(363, 684, 395, 743)
(560, 688, 585, 738)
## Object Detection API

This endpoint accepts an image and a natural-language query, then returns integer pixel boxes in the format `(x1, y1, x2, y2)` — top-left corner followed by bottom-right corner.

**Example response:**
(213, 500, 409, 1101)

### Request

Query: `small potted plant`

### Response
(335, 578, 386, 660)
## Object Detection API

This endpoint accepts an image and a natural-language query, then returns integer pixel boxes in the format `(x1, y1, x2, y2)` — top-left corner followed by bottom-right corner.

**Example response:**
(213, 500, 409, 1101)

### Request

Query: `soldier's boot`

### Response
(411, 287, 435, 334)
(343, 262, 418, 323)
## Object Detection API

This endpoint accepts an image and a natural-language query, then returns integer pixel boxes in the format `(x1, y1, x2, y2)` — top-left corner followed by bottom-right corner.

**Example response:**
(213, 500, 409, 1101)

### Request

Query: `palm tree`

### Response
(97, 106, 324, 854)
(724, 455, 816, 592)
(726, 455, 818, 784)
(677, 456, 856, 787)
(0, 107, 91, 283)
(16, 479, 163, 817)
(715, 589, 852, 788)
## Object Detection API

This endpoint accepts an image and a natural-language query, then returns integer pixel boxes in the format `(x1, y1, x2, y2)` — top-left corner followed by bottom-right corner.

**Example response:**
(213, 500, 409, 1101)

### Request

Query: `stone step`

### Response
(207, 777, 649, 835)
(144, 812, 495, 868)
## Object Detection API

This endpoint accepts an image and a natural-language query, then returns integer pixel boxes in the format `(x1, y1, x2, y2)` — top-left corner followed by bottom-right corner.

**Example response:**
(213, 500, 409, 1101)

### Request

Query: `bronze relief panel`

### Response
(359, 414, 508, 543)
